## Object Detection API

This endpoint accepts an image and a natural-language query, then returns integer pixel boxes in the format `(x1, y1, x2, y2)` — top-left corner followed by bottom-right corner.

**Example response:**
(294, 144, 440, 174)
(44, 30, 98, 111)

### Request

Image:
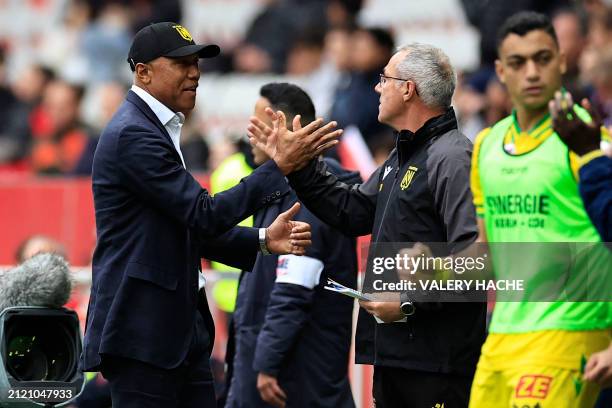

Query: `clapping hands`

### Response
(247, 108, 343, 175)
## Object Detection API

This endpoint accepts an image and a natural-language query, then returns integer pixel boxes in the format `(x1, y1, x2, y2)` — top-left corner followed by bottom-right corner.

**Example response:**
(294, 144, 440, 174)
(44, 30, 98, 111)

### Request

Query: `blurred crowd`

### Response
(0, 0, 611, 177)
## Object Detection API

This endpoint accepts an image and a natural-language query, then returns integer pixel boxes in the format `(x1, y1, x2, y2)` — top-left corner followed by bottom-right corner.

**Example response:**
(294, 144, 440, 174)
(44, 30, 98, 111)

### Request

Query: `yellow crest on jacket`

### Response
(400, 166, 418, 190)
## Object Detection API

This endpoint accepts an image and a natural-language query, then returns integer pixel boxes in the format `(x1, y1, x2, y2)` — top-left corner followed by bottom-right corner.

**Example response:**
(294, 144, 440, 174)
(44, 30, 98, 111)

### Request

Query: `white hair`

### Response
(395, 43, 456, 109)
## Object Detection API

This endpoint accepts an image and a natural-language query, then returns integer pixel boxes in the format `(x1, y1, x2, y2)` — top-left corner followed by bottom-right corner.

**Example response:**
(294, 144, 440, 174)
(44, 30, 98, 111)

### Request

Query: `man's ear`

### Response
(494, 59, 505, 84)
(135, 63, 152, 85)
(402, 81, 415, 102)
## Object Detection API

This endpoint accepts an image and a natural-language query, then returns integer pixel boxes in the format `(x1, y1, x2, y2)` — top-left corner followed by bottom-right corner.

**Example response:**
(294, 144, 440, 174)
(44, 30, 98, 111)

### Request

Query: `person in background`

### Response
(468, 12, 611, 407)
(0, 64, 55, 167)
(326, 0, 363, 28)
(89, 81, 127, 132)
(81, 2, 132, 84)
(233, 1, 326, 74)
(329, 27, 395, 150)
(227, 82, 359, 408)
(587, 47, 612, 129)
(15, 235, 66, 264)
(30, 80, 97, 175)
(285, 28, 327, 76)
(552, 7, 590, 101)
(178, 112, 210, 171)
(0, 47, 16, 140)
(209, 136, 256, 317)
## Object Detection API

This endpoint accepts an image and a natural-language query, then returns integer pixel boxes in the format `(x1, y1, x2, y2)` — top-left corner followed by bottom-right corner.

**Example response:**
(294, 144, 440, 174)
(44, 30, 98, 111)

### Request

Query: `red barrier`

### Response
(0, 176, 95, 265)
(0, 174, 209, 266)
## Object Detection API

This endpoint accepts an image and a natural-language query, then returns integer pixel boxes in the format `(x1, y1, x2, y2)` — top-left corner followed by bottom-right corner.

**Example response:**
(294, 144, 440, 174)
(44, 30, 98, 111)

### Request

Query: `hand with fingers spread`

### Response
(584, 343, 612, 388)
(247, 107, 343, 175)
(257, 372, 287, 408)
(265, 202, 311, 255)
(549, 91, 602, 156)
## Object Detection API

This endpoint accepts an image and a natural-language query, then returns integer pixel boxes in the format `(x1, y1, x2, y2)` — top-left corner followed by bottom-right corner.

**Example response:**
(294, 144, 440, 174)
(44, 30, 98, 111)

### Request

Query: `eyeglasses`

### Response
(379, 73, 419, 95)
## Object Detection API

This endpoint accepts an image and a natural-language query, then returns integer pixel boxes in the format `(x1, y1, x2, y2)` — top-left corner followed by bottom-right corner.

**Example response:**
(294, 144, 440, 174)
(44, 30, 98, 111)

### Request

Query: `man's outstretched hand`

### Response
(549, 91, 602, 156)
(247, 107, 343, 175)
(266, 202, 311, 255)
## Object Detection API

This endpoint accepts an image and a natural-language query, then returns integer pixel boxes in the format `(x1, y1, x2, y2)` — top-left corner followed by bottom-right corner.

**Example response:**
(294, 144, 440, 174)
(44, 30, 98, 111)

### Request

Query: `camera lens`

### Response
(4, 317, 76, 382)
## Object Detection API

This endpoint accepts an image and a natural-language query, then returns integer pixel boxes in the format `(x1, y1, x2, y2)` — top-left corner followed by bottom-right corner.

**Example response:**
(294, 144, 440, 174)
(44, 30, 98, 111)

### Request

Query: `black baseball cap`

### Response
(128, 22, 220, 71)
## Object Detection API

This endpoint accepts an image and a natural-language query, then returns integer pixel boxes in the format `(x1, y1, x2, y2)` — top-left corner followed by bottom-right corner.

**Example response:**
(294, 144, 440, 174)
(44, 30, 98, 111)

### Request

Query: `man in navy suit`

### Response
(81, 22, 323, 408)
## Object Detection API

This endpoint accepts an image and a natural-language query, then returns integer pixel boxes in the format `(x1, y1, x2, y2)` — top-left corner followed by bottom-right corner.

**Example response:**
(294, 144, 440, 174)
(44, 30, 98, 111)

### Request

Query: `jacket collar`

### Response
(395, 107, 458, 148)
(130, 85, 184, 128)
(126, 90, 173, 145)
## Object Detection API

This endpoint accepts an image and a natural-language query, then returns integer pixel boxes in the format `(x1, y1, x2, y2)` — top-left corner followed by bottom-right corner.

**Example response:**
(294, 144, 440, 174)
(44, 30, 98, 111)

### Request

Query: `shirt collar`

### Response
(395, 107, 458, 145)
(131, 85, 183, 127)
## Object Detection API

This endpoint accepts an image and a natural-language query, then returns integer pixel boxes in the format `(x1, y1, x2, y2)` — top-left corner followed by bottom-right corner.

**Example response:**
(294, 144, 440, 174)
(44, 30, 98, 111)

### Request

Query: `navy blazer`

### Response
(81, 90, 289, 371)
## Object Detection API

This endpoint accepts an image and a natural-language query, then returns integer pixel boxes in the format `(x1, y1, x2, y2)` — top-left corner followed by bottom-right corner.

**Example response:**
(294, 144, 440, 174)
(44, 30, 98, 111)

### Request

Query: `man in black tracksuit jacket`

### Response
(249, 45, 487, 407)
(225, 83, 360, 408)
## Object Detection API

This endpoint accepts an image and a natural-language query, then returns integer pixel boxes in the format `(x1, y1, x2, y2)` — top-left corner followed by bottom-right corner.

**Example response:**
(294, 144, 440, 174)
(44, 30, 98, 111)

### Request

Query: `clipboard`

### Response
(324, 278, 372, 301)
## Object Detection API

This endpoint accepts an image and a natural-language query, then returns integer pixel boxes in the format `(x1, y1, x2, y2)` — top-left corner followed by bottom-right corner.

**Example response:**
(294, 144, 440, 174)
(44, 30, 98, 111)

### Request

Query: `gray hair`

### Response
(395, 43, 456, 109)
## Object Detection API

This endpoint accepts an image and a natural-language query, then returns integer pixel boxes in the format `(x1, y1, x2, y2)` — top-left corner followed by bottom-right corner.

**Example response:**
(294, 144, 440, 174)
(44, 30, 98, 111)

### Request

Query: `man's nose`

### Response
(188, 63, 200, 80)
(525, 60, 539, 81)
(375, 82, 382, 94)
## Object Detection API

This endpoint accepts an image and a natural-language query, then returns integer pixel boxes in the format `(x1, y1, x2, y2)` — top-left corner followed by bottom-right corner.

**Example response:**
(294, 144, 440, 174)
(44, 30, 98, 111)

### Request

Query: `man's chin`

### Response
(178, 100, 197, 114)
(522, 97, 550, 112)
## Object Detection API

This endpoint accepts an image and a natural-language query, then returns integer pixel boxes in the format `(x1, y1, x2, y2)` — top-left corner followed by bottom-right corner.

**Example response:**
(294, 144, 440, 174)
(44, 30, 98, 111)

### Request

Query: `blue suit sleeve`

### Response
(252, 283, 316, 376)
(252, 208, 325, 375)
(117, 125, 289, 238)
(579, 156, 612, 242)
(200, 226, 259, 271)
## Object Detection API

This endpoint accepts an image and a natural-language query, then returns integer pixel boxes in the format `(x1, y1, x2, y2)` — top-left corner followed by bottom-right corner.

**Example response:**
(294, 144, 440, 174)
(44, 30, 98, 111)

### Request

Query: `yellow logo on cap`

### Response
(172, 25, 192, 41)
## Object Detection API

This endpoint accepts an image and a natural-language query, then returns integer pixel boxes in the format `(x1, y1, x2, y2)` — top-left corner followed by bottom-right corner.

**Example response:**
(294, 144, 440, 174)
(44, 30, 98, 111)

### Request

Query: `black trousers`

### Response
(373, 366, 472, 408)
(100, 313, 216, 408)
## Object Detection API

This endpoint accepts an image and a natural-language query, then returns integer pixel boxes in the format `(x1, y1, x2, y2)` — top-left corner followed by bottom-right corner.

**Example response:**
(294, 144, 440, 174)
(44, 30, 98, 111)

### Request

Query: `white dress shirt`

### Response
(130, 85, 186, 169)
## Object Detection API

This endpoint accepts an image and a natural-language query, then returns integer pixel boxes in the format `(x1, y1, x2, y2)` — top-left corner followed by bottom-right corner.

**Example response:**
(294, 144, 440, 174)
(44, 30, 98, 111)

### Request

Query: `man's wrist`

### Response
(400, 292, 415, 316)
(278, 164, 293, 176)
(259, 228, 271, 255)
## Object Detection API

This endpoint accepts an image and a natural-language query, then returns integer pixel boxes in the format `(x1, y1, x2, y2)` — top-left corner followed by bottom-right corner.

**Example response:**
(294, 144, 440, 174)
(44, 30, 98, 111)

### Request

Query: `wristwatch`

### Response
(400, 292, 415, 316)
(259, 228, 271, 255)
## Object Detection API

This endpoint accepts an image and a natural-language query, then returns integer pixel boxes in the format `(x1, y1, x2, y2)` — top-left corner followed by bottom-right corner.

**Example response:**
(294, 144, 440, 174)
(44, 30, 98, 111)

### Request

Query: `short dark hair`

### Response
(496, 11, 558, 53)
(334, 0, 363, 16)
(362, 27, 395, 55)
(259, 83, 316, 128)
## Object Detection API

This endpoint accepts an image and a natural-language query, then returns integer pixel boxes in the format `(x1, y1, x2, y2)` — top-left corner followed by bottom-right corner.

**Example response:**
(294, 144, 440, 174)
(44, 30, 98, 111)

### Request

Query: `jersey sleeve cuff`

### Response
(578, 149, 604, 169)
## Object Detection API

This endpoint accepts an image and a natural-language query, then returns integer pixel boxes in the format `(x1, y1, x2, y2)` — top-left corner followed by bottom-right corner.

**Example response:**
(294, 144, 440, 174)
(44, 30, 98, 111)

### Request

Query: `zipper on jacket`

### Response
(373, 133, 407, 241)
(373, 147, 417, 360)
(373, 166, 398, 242)
(371, 157, 396, 367)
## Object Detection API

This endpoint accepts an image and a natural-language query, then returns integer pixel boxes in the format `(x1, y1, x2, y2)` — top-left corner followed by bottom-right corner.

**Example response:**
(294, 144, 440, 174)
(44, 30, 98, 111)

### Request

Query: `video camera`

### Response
(0, 254, 85, 407)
